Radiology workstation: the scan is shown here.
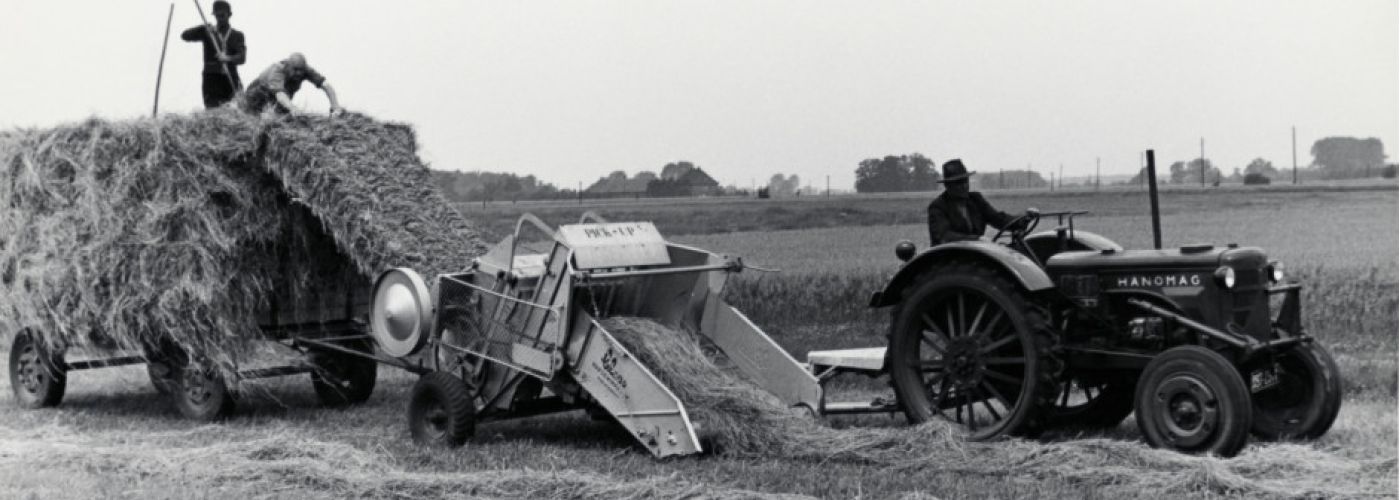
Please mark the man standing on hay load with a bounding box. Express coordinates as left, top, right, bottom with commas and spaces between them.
181, 1, 245, 109
237, 53, 345, 117
926, 159, 1031, 245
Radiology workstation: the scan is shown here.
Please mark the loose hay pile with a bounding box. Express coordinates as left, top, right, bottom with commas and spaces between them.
0, 110, 486, 372
0, 425, 803, 500
603, 317, 1397, 499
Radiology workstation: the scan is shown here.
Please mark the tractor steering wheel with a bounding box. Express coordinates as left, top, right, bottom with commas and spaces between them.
992, 208, 1041, 244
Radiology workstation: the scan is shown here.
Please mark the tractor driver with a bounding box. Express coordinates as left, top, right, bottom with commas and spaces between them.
926, 159, 1031, 246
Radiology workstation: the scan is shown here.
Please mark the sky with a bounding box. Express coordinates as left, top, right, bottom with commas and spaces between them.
1, 1, 1395, 190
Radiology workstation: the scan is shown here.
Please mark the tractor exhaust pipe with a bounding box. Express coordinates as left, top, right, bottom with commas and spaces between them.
1146, 149, 1162, 249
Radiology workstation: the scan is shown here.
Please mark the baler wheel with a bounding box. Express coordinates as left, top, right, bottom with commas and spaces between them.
8, 329, 66, 409
1249, 342, 1342, 440
310, 339, 378, 407
889, 262, 1058, 440
1134, 345, 1251, 457
408, 371, 476, 447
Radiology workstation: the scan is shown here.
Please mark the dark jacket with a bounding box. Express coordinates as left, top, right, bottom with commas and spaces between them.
927, 192, 1015, 245
181, 25, 245, 83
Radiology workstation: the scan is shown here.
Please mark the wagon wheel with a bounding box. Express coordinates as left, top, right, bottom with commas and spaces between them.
1045, 377, 1136, 430
408, 371, 477, 447
1248, 342, 1342, 440
8, 329, 66, 408
166, 347, 235, 421
309, 338, 378, 407
1134, 345, 1251, 457
889, 262, 1057, 440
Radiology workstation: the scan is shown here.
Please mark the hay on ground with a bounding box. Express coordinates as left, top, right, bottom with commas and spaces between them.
602, 316, 1397, 499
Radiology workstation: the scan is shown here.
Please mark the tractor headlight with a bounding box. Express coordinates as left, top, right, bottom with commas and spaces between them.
1267, 261, 1284, 282
1215, 266, 1237, 289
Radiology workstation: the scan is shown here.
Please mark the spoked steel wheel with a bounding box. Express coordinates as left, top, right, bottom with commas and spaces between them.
8, 330, 66, 408
890, 263, 1056, 440
1046, 377, 1136, 430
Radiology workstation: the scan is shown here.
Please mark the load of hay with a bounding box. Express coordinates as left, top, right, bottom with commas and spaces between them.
603, 317, 1396, 498
0, 109, 485, 372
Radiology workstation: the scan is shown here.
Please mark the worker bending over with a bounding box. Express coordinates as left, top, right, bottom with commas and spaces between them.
237, 53, 343, 116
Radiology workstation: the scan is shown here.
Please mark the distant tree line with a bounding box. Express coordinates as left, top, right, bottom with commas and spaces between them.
431, 171, 574, 202
854, 154, 941, 193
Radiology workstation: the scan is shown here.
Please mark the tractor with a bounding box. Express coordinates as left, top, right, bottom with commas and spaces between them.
825, 190, 1342, 458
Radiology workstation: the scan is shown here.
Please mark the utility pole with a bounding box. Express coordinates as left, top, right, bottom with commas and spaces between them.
1095, 157, 1101, 191
1200, 137, 1206, 187
1291, 126, 1298, 184
1058, 164, 1064, 190
825, 175, 830, 197
577, 181, 582, 205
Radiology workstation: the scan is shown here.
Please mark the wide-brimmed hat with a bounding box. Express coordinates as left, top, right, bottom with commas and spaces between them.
938, 159, 975, 183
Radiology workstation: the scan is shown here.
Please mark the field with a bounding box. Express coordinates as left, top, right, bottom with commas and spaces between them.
2, 185, 1396, 499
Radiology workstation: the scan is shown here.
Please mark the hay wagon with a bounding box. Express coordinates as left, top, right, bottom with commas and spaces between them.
7, 247, 414, 420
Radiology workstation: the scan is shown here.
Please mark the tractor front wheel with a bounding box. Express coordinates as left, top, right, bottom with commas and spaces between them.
889, 262, 1057, 440
1249, 342, 1342, 440
1135, 345, 1251, 457
408, 371, 476, 447
8, 329, 66, 409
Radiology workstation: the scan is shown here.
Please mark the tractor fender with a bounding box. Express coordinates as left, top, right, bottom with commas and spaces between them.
870, 241, 1053, 308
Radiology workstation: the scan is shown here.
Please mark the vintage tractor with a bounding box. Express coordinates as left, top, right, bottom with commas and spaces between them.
810, 159, 1342, 457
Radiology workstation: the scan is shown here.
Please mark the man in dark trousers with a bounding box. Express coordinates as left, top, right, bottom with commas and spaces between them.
237, 53, 344, 116
181, 1, 245, 109
927, 159, 1030, 245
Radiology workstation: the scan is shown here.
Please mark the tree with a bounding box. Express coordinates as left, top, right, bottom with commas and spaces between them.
1168, 161, 1191, 184
1244, 158, 1278, 178
854, 153, 939, 193
767, 174, 800, 197
1311, 137, 1387, 179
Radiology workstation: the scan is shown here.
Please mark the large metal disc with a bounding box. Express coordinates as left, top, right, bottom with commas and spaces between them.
370, 268, 432, 358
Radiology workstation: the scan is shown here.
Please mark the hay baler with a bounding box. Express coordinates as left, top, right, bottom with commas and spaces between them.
368, 213, 822, 457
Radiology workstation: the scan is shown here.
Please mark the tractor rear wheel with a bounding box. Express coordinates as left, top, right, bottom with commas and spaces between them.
408, 371, 476, 447
1134, 345, 1251, 457
889, 262, 1058, 440
1046, 377, 1136, 430
8, 329, 66, 409
309, 339, 378, 407
1249, 342, 1342, 440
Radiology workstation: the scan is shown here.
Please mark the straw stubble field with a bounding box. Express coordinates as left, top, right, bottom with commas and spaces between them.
1, 186, 1396, 499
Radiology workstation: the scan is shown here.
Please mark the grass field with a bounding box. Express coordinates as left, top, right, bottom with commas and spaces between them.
2, 185, 1396, 499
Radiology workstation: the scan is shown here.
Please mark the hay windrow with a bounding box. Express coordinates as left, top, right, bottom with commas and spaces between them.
0, 110, 485, 374
0, 426, 804, 500
602, 317, 1397, 499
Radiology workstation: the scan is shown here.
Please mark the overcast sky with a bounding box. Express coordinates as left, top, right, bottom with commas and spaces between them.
1, 1, 1395, 190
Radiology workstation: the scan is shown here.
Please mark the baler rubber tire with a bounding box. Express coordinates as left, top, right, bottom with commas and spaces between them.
408, 371, 476, 447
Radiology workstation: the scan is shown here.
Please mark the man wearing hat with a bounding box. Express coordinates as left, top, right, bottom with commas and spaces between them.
927, 159, 1029, 245
181, 1, 245, 109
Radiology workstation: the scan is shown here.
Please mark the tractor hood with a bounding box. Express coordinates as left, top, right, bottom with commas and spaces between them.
1046, 245, 1267, 273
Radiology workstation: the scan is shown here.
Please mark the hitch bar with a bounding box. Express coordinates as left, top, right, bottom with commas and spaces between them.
1125, 298, 1255, 349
